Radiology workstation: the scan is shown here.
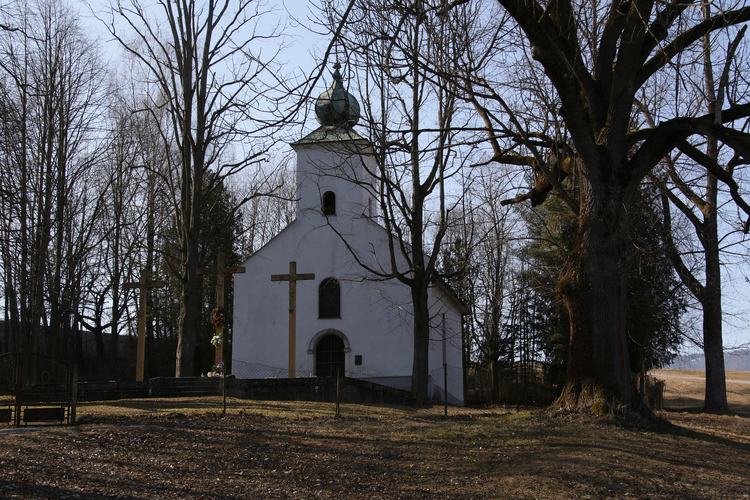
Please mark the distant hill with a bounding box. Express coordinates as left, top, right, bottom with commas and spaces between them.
666, 349, 750, 371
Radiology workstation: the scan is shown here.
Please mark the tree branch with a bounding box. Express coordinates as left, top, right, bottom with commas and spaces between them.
637, 6, 750, 88
676, 140, 750, 233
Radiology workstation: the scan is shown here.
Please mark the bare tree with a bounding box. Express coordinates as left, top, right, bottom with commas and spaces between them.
441, 0, 750, 412
322, 0, 487, 399
82, 80, 168, 378
458, 166, 522, 403
0, 0, 108, 362
103, 0, 287, 376
241, 160, 296, 256
638, 14, 750, 411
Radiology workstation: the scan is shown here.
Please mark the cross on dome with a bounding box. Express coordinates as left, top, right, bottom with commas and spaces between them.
314, 62, 360, 128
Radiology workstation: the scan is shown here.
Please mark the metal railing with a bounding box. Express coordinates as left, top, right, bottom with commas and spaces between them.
0, 352, 77, 427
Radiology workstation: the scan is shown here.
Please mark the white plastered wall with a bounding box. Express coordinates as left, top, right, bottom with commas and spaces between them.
232, 135, 465, 404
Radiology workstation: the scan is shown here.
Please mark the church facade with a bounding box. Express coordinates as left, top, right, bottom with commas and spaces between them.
232, 65, 466, 405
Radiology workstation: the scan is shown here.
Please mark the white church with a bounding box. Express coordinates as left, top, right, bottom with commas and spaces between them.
232, 64, 467, 405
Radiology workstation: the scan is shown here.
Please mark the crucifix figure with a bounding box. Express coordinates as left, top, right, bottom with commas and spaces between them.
124, 270, 165, 382
198, 252, 246, 366
271, 261, 315, 377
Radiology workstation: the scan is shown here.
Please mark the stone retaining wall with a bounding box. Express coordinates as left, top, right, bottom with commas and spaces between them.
225, 377, 417, 405
72, 377, 417, 405
76, 381, 148, 401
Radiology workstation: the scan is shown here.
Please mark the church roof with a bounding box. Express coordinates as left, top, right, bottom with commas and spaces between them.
433, 277, 471, 316
291, 124, 367, 146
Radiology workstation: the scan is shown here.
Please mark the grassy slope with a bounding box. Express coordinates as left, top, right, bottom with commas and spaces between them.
0, 397, 748, 499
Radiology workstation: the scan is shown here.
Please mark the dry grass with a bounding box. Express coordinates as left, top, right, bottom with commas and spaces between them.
653, 369, 750, 415
0, 394, 749, 500
0, 371, 749, 499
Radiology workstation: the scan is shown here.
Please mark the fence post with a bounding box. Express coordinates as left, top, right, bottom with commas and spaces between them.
335, 368, 341, 418
222, 366, 227, 416
70, 364, 78, 425
14, 353, 23, 427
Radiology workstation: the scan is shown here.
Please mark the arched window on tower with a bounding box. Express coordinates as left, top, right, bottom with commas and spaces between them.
319, 278, 341, 318
322, 191, 336, 216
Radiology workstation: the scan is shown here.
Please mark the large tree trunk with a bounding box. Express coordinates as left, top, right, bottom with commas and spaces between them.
411, 281, 431, 401
175, 23, 198, 378
555, 186, 635, 413
703, 178, 728, 411
176, 225, 200, 377
490, 293, 502, 404
491, 358, 501, 405
703, 282, 727, 411
700, 6, 728, 412
175, 131, 203, 377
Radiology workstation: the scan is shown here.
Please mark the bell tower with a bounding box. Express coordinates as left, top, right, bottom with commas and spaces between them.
292, 63, 376, 222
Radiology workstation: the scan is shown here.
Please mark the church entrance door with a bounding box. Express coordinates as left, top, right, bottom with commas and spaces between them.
315, 334, 345, 377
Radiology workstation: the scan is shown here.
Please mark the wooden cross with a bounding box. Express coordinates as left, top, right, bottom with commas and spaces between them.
124, 270, 165, 382
198, 252, 246, 365
271, 261, 315, 378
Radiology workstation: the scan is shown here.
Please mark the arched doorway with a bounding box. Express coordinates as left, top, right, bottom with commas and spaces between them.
315, 333, 345, 378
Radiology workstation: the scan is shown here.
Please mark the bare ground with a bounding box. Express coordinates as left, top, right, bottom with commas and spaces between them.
1, 392, 749, 500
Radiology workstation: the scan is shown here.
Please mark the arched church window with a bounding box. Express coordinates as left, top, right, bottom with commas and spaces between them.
322, 191, 336, 216
319, 278, 340, 318
315, 333, 345, 377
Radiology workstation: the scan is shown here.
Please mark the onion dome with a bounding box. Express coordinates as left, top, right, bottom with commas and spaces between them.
315, 62, 360, 128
